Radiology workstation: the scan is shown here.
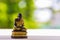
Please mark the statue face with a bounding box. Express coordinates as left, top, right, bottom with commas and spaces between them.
18, 13, 22, 19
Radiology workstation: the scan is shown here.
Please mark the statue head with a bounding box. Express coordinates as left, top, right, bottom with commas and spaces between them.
18, 13, 22, 19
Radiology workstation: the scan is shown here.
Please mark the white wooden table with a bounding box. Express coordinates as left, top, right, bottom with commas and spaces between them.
0, 29, 60, 40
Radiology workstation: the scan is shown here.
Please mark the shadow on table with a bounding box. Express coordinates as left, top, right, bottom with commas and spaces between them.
0, 36, 60, 40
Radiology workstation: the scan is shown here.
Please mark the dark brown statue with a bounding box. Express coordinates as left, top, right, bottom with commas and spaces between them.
11, 13, 27, 38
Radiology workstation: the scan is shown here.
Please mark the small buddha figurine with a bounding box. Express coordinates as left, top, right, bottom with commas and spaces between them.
14, 13, 26, 31
11, 13, 27, 38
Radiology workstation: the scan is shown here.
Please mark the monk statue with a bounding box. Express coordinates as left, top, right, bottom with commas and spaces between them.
11, 13, 27, 38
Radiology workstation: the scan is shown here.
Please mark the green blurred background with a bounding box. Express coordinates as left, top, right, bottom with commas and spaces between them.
0, 0, 38, 29
0, 0, 60, 29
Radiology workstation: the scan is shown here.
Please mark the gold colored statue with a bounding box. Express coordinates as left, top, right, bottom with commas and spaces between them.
11, 13, 27, 38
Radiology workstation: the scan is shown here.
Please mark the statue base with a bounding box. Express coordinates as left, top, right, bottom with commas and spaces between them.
11, 31, 27, 38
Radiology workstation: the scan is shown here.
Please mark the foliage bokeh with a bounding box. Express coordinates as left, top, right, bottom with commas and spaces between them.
0, 0, 38, 29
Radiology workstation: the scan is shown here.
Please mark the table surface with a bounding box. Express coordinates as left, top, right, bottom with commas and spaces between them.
0, 29, 60, 40
0, 36, 60, 40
